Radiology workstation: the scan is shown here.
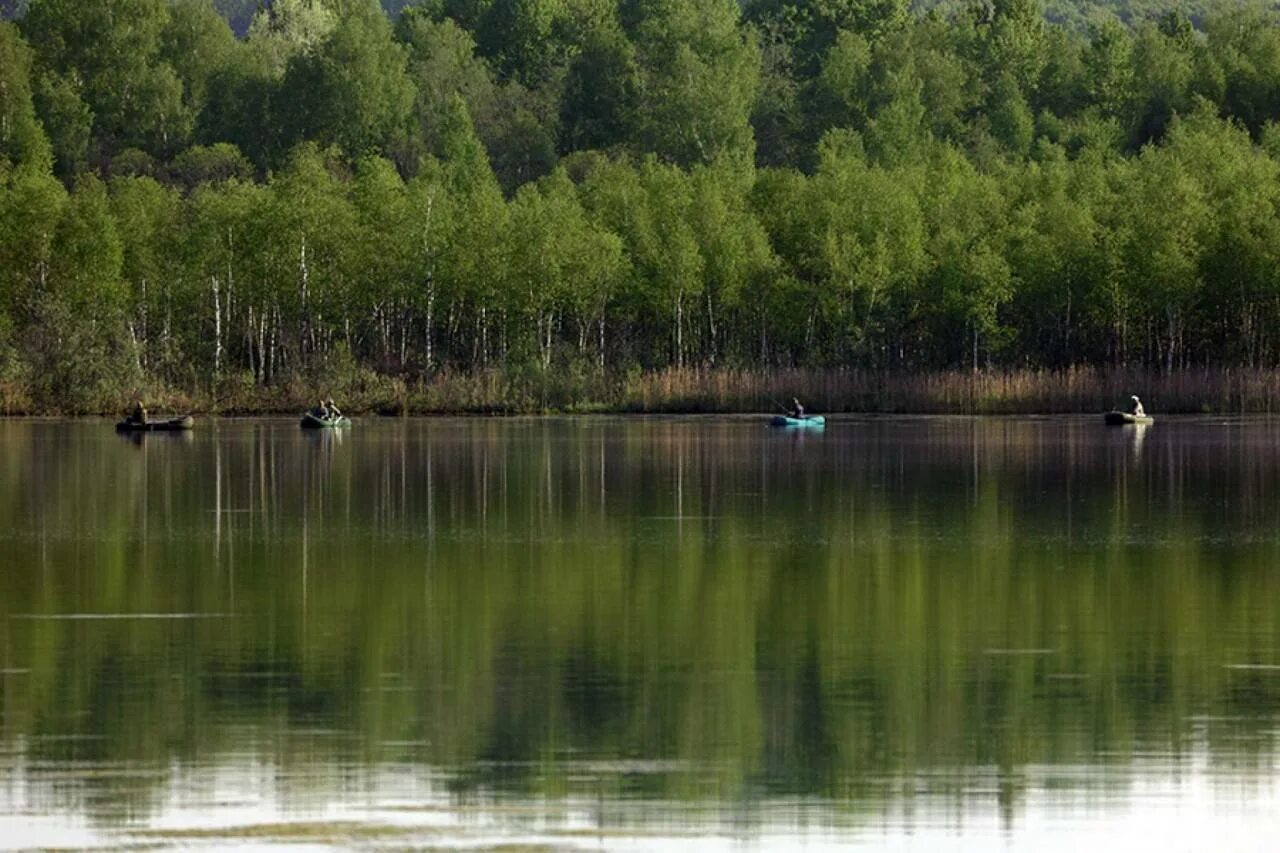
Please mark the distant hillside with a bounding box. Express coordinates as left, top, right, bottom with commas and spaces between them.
1, 1, 420, 31
209, 0, 256, 35
210, 1, 420, 35
0, 0, 1233, 31
915, 0, 1216, 28
3, 0, 1234, 33
1039, 0, 1214, 28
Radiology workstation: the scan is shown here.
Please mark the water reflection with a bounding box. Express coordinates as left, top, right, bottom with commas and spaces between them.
115, 428, 196, 448
1127, 421, 1150, 460
0, 416, 1278, 848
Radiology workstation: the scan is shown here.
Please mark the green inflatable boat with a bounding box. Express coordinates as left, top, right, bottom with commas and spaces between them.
300, 412, 350, 429
115, 415, 194, 432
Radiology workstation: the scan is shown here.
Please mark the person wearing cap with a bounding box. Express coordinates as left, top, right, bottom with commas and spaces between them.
1129, 395, 1145, 417
326, 398, 341, 419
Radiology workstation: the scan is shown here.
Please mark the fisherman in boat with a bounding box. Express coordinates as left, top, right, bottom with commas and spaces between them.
790, 397, 805, 419
1129, 395, 1145, 417
130, 398, 147, 426
326, 398, 341, 419
311, 399, 330, 420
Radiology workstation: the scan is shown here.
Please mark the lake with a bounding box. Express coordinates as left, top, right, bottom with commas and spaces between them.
0, 416, 1277, 850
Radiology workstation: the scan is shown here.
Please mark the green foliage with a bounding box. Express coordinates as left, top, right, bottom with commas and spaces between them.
48, 175, 124, 312
30, 70, 88, 174
22, 0, 192, 163
0, 163, 64, 367
22, 175, 138, 409
280, 0, 415, 156
625, 0, 760, 167
399, 14, 496, 160
162, 0, 239, 118
506, 167, 626, 366
475, 0, 574, 85
110, 175, 180, 371
397, 10, 556, 188
6, 0, 1280, 410
746, 0, 910, 69
170, 143, 254, 187
0, 22, 50, 169
559, 13, 638, 153
246, 0, 339, 74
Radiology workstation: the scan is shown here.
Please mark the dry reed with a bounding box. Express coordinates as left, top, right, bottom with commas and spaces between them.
5, 366, 1280, 416
614, 366, 1280, 415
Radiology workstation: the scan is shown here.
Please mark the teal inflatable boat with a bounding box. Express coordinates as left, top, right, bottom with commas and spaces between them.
770, 414, 826, 428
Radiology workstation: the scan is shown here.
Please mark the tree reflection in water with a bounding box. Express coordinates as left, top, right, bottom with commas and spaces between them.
0, 416, 1277, 842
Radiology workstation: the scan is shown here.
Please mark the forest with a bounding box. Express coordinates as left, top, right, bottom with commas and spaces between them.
4, 0, 1280, 413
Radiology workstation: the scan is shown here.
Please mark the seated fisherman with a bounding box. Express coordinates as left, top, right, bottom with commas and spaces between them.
326, 398, 341, 418
130, 399, 147, 425
1129, 395, 1145, 417
790, 397, 805, 418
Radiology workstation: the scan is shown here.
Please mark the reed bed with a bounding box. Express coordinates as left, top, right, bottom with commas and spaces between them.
5, 366, 1280, 416
615, 366, 1280, 415
385, 365, 1280, 415
0, 380, 33, 416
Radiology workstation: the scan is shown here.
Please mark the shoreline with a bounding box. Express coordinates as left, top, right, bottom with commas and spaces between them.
3, 412, 1273, 425
4, 366, 1280, 418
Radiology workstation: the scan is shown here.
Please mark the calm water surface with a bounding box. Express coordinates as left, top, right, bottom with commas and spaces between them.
0, 416, 1277, 850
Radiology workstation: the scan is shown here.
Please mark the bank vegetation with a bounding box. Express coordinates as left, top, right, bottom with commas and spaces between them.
4, 1, 1280, 413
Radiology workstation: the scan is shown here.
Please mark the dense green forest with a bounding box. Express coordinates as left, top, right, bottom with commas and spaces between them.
4, 0, 1280, 412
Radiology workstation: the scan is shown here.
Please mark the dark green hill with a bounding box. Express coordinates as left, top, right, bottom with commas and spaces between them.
0, 0, 1234, 31
1, 1, 421, 31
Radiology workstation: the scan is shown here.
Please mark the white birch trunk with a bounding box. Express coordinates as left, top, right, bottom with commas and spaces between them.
212, 275, 223, 375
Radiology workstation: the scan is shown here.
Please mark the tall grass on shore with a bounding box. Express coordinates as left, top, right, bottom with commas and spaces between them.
5, 366, 1280, 417
617, 366, 1280, 415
